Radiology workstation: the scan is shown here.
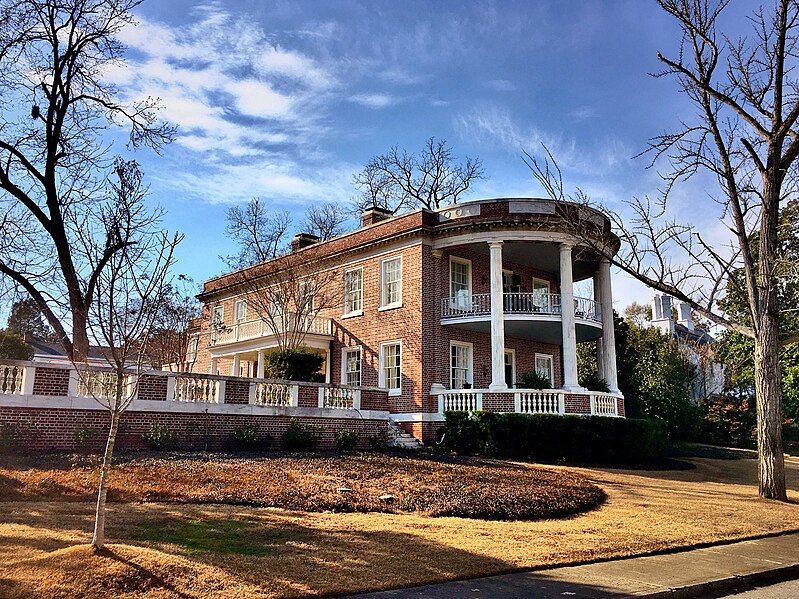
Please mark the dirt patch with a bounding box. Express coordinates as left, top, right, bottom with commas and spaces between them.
0, 452, 606, 521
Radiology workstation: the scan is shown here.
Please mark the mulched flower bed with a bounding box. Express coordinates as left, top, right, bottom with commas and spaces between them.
0, 452, 606, 520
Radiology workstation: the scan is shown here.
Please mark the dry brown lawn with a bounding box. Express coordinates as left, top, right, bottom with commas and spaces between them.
0, 453, 797, 598
0, 452, 605, 520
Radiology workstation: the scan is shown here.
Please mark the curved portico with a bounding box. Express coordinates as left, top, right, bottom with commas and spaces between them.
430, 199, 621, 396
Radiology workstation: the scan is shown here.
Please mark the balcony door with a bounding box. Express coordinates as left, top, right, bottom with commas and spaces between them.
504, 349, 516, 388
449, 257, 472, 310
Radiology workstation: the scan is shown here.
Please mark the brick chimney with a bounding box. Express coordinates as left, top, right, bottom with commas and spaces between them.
291, 232, 320, 252
361, 206, 393, 227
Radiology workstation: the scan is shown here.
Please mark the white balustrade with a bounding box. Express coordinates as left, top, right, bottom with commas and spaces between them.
213, 314, 333, 345
0, 363, 25, 395
441, 293, 599, 322
437, 390, 483, 412
173, 376, 220, 403
590, 393, 619, 417
515, 390, 564, 414
253, 382, 295, 407
75, 370, 124, 400
319, 386, 360, 410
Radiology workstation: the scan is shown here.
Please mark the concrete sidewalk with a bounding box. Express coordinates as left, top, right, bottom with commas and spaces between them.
348, 532, 799, 598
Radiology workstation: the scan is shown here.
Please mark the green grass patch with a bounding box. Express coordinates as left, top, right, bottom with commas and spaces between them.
133, 517, 297, 556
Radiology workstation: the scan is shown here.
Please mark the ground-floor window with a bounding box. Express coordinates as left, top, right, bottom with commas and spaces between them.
342, 347, 362, 386
450, 341, 473, 389
379, 341, 402, 395
535, 353, 554, 387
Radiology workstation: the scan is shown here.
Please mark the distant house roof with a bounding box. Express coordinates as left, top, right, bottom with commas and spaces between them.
29, 339, 113, 364
674, 322, 715, 345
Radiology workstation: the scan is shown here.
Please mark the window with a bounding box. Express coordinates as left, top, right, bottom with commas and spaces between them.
234, 299, 247, 322
299, 280, 315, 313
342, 347, 362, 386
450, 342, 473, 389
532, 278, 551, 310
187, 336, 199, 362
212, 305, 224, 327
379, 341, 402, 395
535, 353, 554, 387
449, 257, 472, 309
343, 268, 363, 316
380, 256, 402, 308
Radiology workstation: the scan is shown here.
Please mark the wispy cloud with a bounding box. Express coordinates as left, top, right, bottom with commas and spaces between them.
349, 93, 398, 108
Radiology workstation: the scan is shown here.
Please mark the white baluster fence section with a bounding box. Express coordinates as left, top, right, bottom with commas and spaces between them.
590, 393, 619, 417
172, 375, 221, 403
252, 382, 297, 407
437, 390, 483, 413
318, 385, 361, 410
75, 370, 126, 401
0, 363, 26, 395
514, 390, 565, 414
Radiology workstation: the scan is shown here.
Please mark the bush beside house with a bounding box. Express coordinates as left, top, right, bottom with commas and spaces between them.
442, 411, 668, 466
261, 347, 325, 382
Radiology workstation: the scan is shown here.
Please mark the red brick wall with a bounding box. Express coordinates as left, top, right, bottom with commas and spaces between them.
297, 386, 317, 407
617, 397, 625, 417
481, 392, 515, 412
399, 421, 444, 444
137, 374, 167, 401
565, 394, 591, 414
0, 407, 388, 452
224, 379, 250, 404
32, 367, 70, 396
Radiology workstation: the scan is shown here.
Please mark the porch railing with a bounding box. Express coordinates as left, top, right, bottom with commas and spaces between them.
438, 389, 483, 412
212, 314, 333, 345
515, 390, 564, 414
434, 387, 620, 417
0, 363, 26, 395
590, 393, 619, 417
441, 293, 600, 322
319, 386, 361, 410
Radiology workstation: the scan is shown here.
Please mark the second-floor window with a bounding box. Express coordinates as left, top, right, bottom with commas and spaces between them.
187, 336, 199, 361
343, 347, 362, 386
343, 268, 363, 316
234, 299, 247, 322
212, 305, 224, 327
381, 256, 402, 308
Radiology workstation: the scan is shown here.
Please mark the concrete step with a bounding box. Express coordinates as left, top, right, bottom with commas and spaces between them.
386, 420, 424, 450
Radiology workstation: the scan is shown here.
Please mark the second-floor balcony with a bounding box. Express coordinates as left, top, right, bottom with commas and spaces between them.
212, 314, 333, 346
441, 292, 602, 343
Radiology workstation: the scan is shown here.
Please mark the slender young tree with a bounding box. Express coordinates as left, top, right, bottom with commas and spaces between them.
526, 0, 799, 500
0, 0, 173, 361
75, 160, 180, 550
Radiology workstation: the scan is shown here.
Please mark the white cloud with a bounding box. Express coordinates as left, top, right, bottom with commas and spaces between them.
349, 93, 397, 108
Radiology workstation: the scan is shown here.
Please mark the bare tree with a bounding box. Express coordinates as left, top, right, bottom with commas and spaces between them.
352, 137, 485, 213
524, 0, 799, 500
146, 274, 203, 372
74, 160, 180, 549
303, 201, 348, 240
0, 0, 173, 362
223, 198, 290, 268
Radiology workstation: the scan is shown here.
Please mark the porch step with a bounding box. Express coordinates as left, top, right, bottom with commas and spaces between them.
386, 419, 424, 450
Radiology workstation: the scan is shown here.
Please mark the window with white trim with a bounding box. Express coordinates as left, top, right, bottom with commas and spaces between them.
379, 341, 402, 394
187, 336, 199, 362
343, 268, 363, 316
532, 278, 551, 309
299, 280, 315, 313
212, 305, 224, 327
380, 256, 402, 308
535, 353, 554, 387
342, 347, 362, 387
234, 299, 247, 322
449, 257, 472, 310
450, 342, 473, 389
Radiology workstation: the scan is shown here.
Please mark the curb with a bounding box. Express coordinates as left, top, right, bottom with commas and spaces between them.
643, 563, 799, 598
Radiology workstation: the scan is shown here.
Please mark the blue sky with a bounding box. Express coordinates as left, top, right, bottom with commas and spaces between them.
106, 0, 748, 308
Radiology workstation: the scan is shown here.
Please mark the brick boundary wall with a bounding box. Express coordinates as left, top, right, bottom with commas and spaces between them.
617, 397, 626, 417
399, 421, 443, 445
0, 407, 388, 453
224, 379, 250, 405
32, 367, 70, 396
482, 393, 515, 413
137, 374, 168, 402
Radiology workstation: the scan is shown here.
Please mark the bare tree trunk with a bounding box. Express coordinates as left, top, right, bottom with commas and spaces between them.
72, 308, 90, 363
754, 311, 787, 500
92, 409, 121, 550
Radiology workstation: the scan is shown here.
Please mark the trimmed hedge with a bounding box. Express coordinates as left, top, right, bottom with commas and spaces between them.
443, 411, 668, 466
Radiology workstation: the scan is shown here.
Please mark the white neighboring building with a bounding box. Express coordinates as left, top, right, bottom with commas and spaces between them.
649, 294, 726, 403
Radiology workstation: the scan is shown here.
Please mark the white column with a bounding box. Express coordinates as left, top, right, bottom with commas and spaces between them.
256, 350, 265, 378
488, 241, 507, 391
593, 274, 605, 381
598, 258, 620, 393
560, 244, 581, 391
231, 354, 240, 377
209, 357, 218, 375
